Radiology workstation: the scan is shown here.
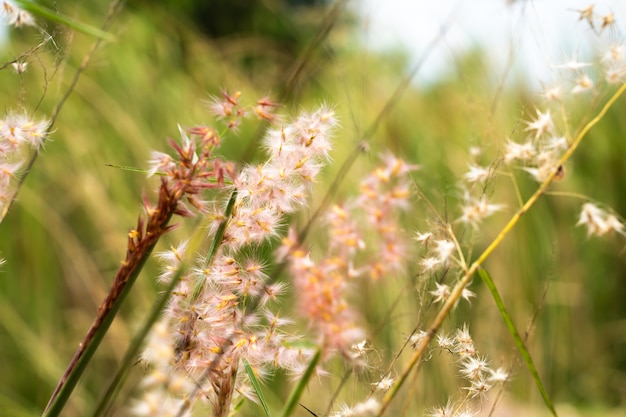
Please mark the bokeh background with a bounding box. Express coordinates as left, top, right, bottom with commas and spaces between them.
1, 1, 626, 416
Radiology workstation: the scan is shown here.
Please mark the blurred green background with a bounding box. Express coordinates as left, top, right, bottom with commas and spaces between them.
1, 1, 625, 416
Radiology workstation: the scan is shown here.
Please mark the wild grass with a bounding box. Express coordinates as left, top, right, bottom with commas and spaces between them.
1, 1, 626, 417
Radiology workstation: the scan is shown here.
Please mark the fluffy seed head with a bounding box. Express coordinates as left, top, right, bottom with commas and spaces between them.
459, 196, 504, 227
577, 203, 625, 237
525, 109, 554, 140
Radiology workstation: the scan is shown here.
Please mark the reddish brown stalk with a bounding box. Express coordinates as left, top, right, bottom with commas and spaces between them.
43, 177, 183, 413
44, 132, 230, 413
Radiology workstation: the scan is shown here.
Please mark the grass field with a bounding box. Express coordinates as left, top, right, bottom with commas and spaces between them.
1, 2, 625, 416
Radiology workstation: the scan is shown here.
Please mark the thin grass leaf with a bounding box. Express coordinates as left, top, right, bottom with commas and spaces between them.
279, 349, 321, 417
191, 190, 238, 301
43, 240, 158, 417
477, 268, 558, 417
231, 397, 245, 413
243, 358, 273, 417
91, 266, 186, 417
104, 165, 230, 185
104, 164, 160, 175
13, 0, 115, 41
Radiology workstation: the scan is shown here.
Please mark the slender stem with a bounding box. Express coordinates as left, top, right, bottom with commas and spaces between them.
191, 190, 238, 301
43, 179, 180, 417
91, 266, 185, 417
377, 81, 626, 416
279, 349, 322, 417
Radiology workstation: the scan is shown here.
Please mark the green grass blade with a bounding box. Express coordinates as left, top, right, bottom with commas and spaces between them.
43, 227, 168, 417
279, 349, 321, 417
91, 266, 186, 417
243, 358, 273, 417
13, 0, 115, 41
191, 190, 238, 301
105, 164, 158, 175
477, 268, 558, 417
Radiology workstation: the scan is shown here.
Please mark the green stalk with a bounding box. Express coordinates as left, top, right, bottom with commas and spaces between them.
13, 0, 115, 41
478, 268, 556, 416
243, 358, 273, 417
43, 226, 169, 417
191, 190, 238, 301
205, 190, 238, 266
91, 267, 185, 417
279, 349, 321, 417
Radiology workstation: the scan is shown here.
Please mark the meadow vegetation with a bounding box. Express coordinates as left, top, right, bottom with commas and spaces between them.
1, 1, 626, 416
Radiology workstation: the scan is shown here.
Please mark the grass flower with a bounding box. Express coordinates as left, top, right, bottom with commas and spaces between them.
0, 112, 50, 219
426, 324, 507, 411
436, 333, 455, 350
325, 203, 366, 255
254, 96, 281, 122
604, 66, 626, 84
287, 246, 366, 355
503, 139, 536, 163
577, 5, 594, 28
1, 1, 36, 28
551, 54, 592, 70
135, 105, 344, 416
0, 112, 50, 149
465, 378, 492, 399
572, 73, 594, 93
603, 44, 625, 63
351, 398, 381, 417
427, 400, 455, 417
600, 12, 615, 31
459, 356, 490, 381
415, 231, 433, 244
208, 90, 246, 130
371, 375, 394, 392
602, 44, 626, 83
525, 109, 554, 140
420, 256, 441, 271
463, 164, 490, 183
488, 367, 509, 383
577, 202, 625, 237
331, 399, 381, 417
430, 282, 451, 303
434, 239, 455, 264
0, 161, 22, 187
458, 196, 504, 227
11, 60, 27, 73
461, 287, 476, 303
544, 136, 568, 151
543, 84, 562, 101
357, 154, 415, 279
453, 325, 476, 357
409, 330, 429, 349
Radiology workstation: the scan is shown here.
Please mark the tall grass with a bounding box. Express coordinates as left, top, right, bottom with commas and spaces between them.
1, 1, 626, 416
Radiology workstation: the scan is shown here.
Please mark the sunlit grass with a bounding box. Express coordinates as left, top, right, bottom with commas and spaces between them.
1, 2, 626, 416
